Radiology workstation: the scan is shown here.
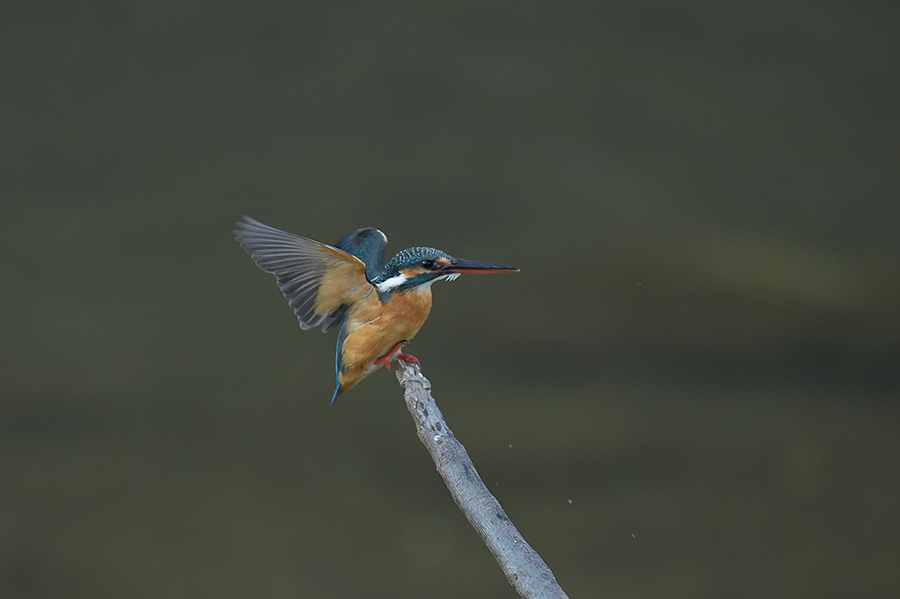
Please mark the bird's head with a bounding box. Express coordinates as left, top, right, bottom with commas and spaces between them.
375, 246, 519, 294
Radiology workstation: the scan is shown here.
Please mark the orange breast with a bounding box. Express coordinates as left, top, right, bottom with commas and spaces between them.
337, 288, 433, 393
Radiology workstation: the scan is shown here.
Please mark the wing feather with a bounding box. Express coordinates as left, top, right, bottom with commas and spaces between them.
235, 216, 376, 332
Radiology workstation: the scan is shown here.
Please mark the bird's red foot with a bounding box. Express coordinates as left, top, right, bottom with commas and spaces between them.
394, 352, 421, 368
374, 341, 420, 372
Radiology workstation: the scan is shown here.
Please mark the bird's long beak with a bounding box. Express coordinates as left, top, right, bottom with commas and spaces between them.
440, 258, 520, 274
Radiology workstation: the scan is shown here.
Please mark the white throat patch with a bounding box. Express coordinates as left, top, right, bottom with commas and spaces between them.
417, 273, 460, 290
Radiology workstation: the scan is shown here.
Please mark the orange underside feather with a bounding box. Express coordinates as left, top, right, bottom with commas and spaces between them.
337, 287, 433, 394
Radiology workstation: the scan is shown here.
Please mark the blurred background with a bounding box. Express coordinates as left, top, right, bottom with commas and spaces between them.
2, 2, 899, 598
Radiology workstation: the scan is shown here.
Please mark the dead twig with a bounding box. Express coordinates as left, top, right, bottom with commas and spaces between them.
392, 360, 569, 599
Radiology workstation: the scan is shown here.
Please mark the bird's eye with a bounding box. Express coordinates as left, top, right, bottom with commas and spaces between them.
420, 259, 435, 269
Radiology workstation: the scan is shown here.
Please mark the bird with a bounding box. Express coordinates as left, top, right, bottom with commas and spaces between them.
234, 216, 519, 404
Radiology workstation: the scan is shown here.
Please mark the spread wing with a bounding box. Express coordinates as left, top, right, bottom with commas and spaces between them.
235, 216, 377, 333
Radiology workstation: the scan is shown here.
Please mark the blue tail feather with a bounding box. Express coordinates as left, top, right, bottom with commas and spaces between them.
331, 319, 349, 406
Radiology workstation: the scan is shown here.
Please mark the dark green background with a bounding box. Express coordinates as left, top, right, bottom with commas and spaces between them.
3, 2, 898, 597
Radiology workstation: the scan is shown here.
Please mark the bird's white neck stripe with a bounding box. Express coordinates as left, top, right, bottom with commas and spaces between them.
376, 272, 460, 293
377, 273, 410, 293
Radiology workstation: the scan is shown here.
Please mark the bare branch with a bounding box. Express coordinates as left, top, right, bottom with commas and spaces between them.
393, 360, 570, 599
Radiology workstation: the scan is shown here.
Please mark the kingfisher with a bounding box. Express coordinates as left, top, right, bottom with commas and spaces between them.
234, 216, 519, 404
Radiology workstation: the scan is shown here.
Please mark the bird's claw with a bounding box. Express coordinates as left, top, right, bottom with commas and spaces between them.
395, 352, 421, 369
374, 342, 420, 372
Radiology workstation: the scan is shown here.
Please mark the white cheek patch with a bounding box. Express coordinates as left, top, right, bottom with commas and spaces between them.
377, 273, 410, 293
378, 271, 460, 293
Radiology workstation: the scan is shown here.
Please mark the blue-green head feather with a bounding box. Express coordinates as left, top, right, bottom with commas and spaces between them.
374, 247, 519, 294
